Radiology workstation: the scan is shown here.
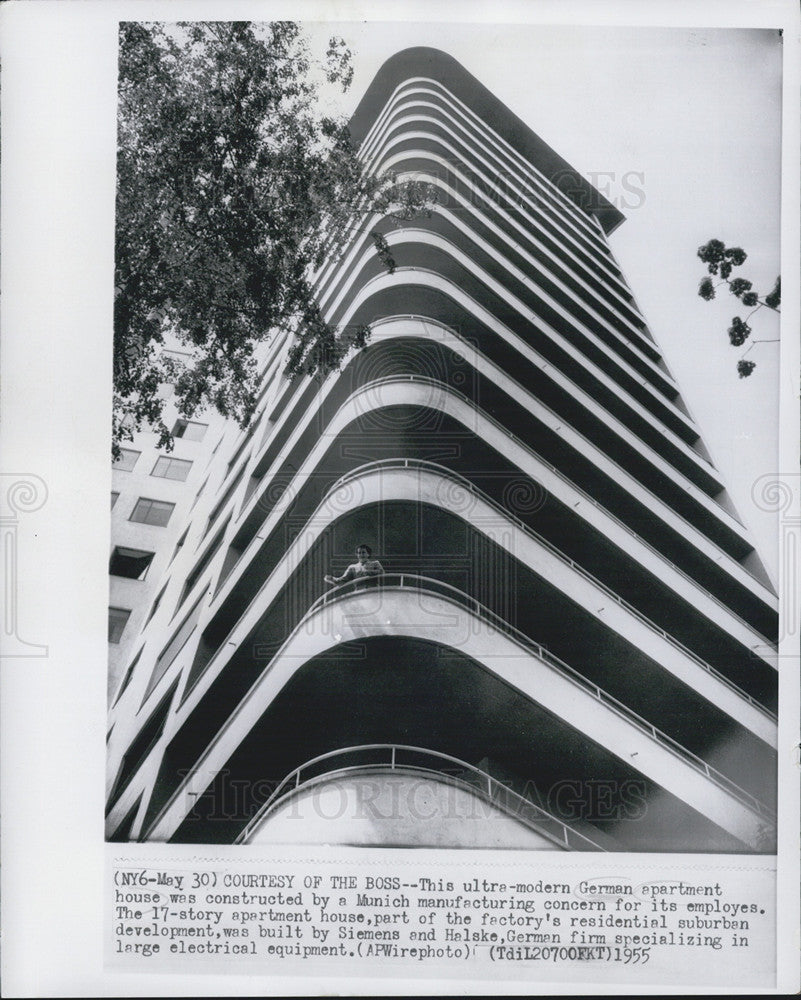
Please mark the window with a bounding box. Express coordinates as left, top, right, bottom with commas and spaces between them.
206, 464, 247, 534
108, 795, 142, 842
190, 476, 209, 511
146, 582, 168, 625
143, 596, 205, 702
108, 607, 131, 644
111, 491, 120, 509
151, 456, 192, 481
177, 517, 230, 612
108, 683, 177, 808
169, 526, 189, 566
113, 647, 142, 704
109, 546, 155, 581
172, 419, 208, 442
113, 448, 140, 472
129, 497, 175, 527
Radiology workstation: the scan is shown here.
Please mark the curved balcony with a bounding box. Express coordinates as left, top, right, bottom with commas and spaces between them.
319, 126, 650, 356
322, 180, 675, 400
358, 120, 656, 356
198, 451, 777, 739
308, 574, 774, 825
235, 744, 607, 851
318, 226, 723, 502
361, 76, 618, 243
247, 366, 775, 650
145, 575, 774, 849
133, 461, 775, 845
202, 387, 775, 739
366, 311, 712, 488
328, 279, 763, 572
281, 262, 697, 453
254, 316, 774, 614
355, 67, 626, 260
329, 459, 776, 726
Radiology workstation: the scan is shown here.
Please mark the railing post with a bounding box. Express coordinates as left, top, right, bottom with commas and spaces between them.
391, 746, 396, 770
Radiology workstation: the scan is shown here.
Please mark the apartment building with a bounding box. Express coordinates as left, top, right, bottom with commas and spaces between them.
106, 47, 778, 852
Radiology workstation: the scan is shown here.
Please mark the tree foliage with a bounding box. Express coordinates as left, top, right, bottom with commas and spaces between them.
114, 21, 435, 457
696, 239, 780, 377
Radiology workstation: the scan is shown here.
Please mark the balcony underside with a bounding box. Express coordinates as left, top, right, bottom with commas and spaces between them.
348, 48, 625, 235
264, 307, 773, 603
323, 183, 666, 391
161, 631, 767, 852
186, 494, 775, 776
233, 393, 778, 681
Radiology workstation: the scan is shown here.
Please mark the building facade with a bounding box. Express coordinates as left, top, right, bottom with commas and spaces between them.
106, 47, 778, 852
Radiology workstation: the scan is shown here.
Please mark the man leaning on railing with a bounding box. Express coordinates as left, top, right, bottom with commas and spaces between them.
324, 544, 385, 587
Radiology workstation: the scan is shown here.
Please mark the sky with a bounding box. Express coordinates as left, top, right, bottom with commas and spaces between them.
301, 22, 784, 580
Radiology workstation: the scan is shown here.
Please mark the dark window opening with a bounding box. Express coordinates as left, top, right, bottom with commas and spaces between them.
177, 517, 231, 613
109, 546, 155, 581
143, 596, 205, 704
108, 607, 131, 644
107, 683, 178, 810
113, 647, 142, 704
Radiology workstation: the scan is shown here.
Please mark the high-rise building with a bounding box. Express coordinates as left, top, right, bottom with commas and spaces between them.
106, 47, 778, 852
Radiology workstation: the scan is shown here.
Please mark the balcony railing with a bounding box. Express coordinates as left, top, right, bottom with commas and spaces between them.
235, 743, 607, 851
362, 83, 630, 290
365, 313, 707, 470
307, 573, 775, 824
328, 457, 776, 721
334, 371, 775, 645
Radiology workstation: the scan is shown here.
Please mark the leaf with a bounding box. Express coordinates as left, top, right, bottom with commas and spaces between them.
723, 246, 747, 266
728, 277, 753, 298
697, 238, 725, 264
698, 277, 716, 301
764, 276, 781, 310
727, 316, 751, 347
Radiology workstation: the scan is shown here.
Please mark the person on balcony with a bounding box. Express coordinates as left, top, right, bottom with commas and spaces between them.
324, 544, 384, 586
